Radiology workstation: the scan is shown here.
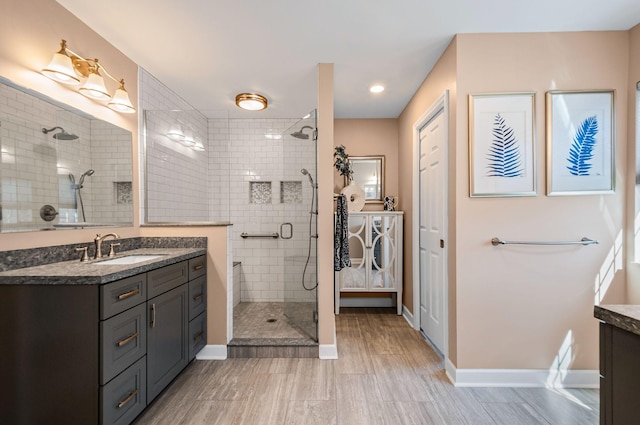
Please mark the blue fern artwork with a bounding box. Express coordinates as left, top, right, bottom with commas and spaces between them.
486, 114, 523, 178
566, 115, 598, 176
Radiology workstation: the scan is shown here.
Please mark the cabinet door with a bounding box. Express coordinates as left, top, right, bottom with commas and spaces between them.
147, 285, 188, 402
101, 303, 147, 385
188, 275, 207, 321
188, 312, 207, 361
369, 215, 398, 290
101, 356, 146, 425
338, 214, 367, 290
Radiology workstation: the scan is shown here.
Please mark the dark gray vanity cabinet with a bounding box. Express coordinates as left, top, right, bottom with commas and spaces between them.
0, 254, 207, 425
187, 256, 207, 361
0, 284, 100, 425
599, 322, 640, 424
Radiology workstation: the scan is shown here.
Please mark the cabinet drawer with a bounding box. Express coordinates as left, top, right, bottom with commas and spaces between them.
189, 312, 207, 361
101, 274, 147, 320
101, 356, 146, 425
188, 275, 207, 321
188, 255, 207, 280
147, 260, 188, 298
101, 303, 147, 385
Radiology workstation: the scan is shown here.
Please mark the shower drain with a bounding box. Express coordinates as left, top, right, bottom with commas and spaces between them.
266, 318, 277, 323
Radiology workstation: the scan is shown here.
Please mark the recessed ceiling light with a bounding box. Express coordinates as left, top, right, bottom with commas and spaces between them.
370, 85, 385, 94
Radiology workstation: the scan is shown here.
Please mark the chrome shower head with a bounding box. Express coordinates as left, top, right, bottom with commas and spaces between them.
42, 126, 79, 141
291, 126, 314, 140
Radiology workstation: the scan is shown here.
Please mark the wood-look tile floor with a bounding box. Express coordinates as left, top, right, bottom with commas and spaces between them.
134, 308, 599, 425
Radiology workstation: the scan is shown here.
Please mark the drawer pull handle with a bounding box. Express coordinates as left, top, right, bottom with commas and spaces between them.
193, 264, 204, 271
193, 293, 203, 301
194, 331, 204, 341
117, 389, 139, 409
116, 332, 139, 348
117, 288, 140, 300
150, 304, 156, 328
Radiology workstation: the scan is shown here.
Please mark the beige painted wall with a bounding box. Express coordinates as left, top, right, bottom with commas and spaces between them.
334, 119, 399, 211
627, 24, 640, 302
318, 64, 337, 346
0, 0, 140, 250
397, 38, 459, 362
399, 31, 630, 371
455, 32, 628, 370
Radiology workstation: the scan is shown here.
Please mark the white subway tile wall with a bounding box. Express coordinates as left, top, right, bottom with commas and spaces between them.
0, 82, 132, 232
216, 118, 317, 302
140, 68, 316, 302
139, 69, 215, 222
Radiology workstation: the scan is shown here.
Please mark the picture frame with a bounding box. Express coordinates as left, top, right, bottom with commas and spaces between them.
546, 90, 614, 196
469, 92, 536, 197
348, 155, 385, 203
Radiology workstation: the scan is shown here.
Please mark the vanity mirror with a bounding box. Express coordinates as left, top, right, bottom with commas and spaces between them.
0, 77, 133, 233
348, 155, 385, 202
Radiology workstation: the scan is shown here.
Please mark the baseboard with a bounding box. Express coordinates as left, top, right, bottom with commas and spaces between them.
319, 328, 338, 360
195, 344, 227, 360
339, 297, 394, 308
402, 304, 414, 328
445, 358, 599, 388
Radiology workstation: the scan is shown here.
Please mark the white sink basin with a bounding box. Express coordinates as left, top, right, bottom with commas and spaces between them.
95, 255, 165, 265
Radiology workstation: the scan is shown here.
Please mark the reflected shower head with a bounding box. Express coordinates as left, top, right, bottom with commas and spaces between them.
42, 126, 79, 141
301, 168, 315, 187
291, 126, 314, 140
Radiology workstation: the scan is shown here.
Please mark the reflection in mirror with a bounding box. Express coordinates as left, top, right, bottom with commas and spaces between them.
349, 156, 385, 202
0, 77, 133, 233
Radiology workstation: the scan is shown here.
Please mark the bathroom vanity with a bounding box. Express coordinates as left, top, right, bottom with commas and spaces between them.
0, 247, 207, 425
594, 305, 640, 424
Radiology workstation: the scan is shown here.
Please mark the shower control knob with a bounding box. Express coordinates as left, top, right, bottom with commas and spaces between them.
39, 204, 59, 222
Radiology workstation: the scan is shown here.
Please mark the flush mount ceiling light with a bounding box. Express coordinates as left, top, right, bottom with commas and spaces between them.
42, 39, 135, 114
235, 93, 268, 111
370, 85, 385, 94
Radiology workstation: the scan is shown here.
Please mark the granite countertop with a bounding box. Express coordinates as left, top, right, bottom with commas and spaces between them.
0, 248, 206, 286
595, 305, 640, 337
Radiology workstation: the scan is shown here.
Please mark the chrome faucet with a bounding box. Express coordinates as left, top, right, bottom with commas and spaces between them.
94, 233, 120, 259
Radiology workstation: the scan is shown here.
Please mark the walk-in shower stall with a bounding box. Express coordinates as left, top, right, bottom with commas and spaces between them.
144, 107, 318, 343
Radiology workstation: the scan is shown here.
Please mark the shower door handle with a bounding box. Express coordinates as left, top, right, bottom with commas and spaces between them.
280, 223, 293, 239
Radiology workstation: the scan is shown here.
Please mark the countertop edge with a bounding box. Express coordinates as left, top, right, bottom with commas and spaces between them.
595, 304, 640, 337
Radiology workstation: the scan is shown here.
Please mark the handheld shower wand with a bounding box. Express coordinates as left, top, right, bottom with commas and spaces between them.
300, 168, 316, 188
300, 168, 318, 291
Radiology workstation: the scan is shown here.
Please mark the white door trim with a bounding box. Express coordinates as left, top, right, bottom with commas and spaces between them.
412, 90, 449, 359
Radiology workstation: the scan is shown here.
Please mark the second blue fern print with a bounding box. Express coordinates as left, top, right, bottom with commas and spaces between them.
486, 114, 523, 178
566, 115, 598, 176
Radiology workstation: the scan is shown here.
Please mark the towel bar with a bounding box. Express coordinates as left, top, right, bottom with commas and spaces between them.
240, 232, 279, 239
491, 237, 598, 247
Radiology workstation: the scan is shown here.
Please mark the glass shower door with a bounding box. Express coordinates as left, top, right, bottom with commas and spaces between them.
282, 110, 318, 341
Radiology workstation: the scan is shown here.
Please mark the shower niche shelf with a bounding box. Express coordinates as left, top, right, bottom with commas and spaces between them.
249, 181, 272, 204
280, 181, 302, 204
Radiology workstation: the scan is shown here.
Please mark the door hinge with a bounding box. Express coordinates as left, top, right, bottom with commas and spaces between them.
440, 239, 445, 248
313, 310, 319, 323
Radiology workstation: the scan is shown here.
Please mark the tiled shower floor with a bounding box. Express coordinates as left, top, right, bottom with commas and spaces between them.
232, 302, 313, 340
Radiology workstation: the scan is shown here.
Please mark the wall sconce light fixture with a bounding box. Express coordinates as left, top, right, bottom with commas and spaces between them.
42, 39, 135, 114
235, 93, 268, 111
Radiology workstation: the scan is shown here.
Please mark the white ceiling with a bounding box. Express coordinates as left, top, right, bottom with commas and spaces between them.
57, 0, 640, 119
